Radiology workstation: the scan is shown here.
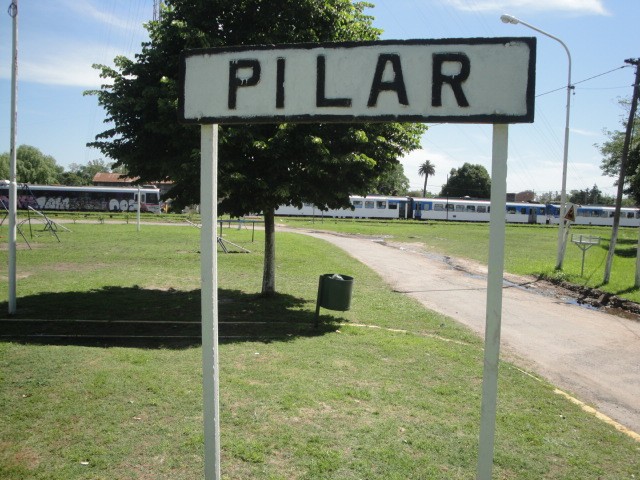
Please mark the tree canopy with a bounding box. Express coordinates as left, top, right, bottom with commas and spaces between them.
598, 100, 640, 204
370, 163, 410, 196
87, 0, 426, 294
568, 184, 615, 205
87, 0, 425, 211
60, 159, 115, 186
439, 163, 491, 198
0, 145, 63, 184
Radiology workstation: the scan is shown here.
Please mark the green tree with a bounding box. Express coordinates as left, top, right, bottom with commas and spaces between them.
598, 100, 640, 204
439, 163, 491, 198
87, 0, 425, 295
418, 159, 435, 197
371, 163, 410, 195
0, 145, 63, 184
60, 159, 115, 186
535, 191, 560, 204
568, 184, 616, 205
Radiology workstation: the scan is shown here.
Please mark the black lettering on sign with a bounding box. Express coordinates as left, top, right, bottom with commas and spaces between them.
367, 54, 409, 107
228, 59, 261, 109
276, 58, 285, 109
316, 55, 352, 108
432, 53, 470, 107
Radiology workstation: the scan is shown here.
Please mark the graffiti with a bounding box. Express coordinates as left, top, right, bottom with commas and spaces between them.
0, 187, 160, 214
33, 195, 145, 212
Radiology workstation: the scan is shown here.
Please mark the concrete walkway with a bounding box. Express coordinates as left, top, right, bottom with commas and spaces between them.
288, 228, 640, 437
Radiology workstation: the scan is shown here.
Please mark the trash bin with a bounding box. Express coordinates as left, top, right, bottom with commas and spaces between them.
315, 274, 354, 327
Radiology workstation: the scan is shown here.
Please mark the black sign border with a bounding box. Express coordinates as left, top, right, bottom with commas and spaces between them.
179, 37, 536, 125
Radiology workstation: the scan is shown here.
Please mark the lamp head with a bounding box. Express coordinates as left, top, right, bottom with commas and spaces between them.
500, 14, 519, 25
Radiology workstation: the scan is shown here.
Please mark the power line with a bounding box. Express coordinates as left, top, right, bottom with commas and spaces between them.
536, 65, 630, 97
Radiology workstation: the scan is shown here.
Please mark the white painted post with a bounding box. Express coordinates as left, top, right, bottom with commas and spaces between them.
200, 124, 221, 479
136, 185, 141, 232
8, 0, 18, 315
476, 124, 508, 480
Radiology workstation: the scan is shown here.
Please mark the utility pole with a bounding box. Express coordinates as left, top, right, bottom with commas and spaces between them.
603, 58, 640, 284
153, 1, 163, 22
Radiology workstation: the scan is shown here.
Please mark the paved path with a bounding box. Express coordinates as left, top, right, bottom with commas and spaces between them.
288, 228, 640, 436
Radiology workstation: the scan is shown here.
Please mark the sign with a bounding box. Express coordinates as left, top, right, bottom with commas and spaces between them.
180, 38, 535, 125
564, 203, 576, 222
183, 37, 538, 480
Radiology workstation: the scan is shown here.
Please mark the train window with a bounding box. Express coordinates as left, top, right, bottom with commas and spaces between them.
466, 205, 476, 212
388, 202, 398, 210
627, 212, 634, 219
376, 201, 386, 209
352, 201, 363, 208
365, 201, 374, 209
446, 204, 454, 211
506, 207, 516, 214
455, 205, 464, 212
476, 206, 486, 213
433, 204, 444, 211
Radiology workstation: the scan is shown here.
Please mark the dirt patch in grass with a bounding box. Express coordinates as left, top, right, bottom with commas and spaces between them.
0, 442, 41, 471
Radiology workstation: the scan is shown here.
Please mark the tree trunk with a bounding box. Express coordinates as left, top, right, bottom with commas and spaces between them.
422, 175, 428, 197
261, 207, 276, 296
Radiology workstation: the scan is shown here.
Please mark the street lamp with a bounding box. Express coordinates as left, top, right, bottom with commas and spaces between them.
501, 13, 572, 269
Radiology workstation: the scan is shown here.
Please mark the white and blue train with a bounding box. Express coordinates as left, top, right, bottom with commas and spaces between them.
276, 195, 640, 227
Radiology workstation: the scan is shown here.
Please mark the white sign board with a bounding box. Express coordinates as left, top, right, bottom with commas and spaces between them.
183, 38, 537, 480
180, 38, 535, 125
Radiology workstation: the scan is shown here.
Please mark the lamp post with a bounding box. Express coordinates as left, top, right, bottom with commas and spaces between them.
501, 13, 572, 270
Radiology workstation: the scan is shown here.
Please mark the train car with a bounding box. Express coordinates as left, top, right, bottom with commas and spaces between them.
412, 197, 548, 224
348, 195, 410, 219
546, 203, 640, 227
275, 195, 410, 219
276, 195, 640, 227
0, 182, 162, 214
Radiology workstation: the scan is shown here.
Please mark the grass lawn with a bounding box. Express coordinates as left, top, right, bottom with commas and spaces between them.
0, 220, 639, 479
277, 217, 640, 303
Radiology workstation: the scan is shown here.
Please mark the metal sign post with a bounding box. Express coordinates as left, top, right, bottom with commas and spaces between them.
181, 38, 535, 480
571, 234, 601, 276
136, 186, 141, 232
200, 124, 221, 479
476, 124, 508, 479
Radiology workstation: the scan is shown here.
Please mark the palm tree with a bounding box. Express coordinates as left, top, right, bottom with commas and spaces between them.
418, 160, 435, 197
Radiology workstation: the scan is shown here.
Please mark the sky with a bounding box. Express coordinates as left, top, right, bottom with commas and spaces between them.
0, 0, 638, 199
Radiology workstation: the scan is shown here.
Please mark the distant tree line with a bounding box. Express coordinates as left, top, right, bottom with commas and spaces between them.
0, 145, 121, 186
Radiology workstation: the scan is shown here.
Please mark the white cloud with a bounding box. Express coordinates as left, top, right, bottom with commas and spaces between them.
570, 128, 600, 137
445, 0, 609, 15
14, 41, 124, 88
21, 58, 102, 88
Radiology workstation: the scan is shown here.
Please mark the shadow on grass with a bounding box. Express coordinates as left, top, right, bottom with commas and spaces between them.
598, 242, 638, 258
0, 286, 341, 349
613, 285, 640, 296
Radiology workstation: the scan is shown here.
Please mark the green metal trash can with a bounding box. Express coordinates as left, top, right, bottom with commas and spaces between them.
315, 274, 354, 326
